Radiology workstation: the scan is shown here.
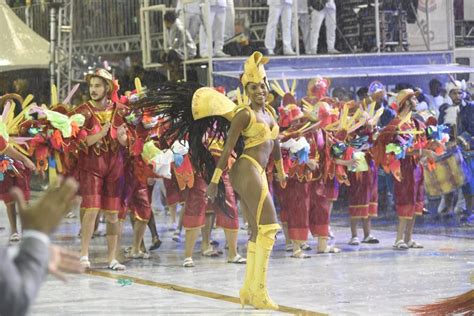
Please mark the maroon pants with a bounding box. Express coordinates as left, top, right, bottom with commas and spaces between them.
164, 174, 184, 206
183, 173, 239, 230
347, 158, 378, 218
119, 168, 152, 221
278, 178, 310, 241
325, 177, 340, 201
308, 180, 331, 237
78, 149, 124, 212
394, 158, 424, 218
0, 169, 31, 204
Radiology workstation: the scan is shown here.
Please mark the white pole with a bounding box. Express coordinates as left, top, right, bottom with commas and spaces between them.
292, 0, 299, 56
144, 0, 152, 65
162, 8, 170, 80
182, 5, 188, 81
425, 0, 431, 51
49, 3, 57, 99
204, 0, 213, 86
447, 0, 455, 51
375, 0, 380, 53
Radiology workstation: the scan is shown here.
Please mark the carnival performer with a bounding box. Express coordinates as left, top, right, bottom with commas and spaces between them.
301, 76, 330, 106
373, 89, 436, 250
301, 99, 357, 252
0, 94, 36, 242
344, 101, 383, 246
300, 76, 340, 239
131, 52, 285, 310
439, 80, 474, 223
182, 136, 245, 267
70, 69, 128, 270
206, 52, 284, 309
364, 81, 396, 213
118, 114, 159, 259
272, 80, 313, 257
407, 83, 474, 316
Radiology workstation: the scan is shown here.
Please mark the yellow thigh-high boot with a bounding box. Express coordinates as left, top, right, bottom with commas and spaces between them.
251, 223, 280, 310
239, 241, 256, 308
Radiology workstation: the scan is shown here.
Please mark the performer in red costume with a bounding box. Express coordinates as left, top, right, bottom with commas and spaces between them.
273, 84, 312, 258
346, 106, 380, 246
301, 76, 330, 106
0, 94, 36, 242
182, 137, 245, 267
71, 69, 128, 270
303, 100, 345, 253
118, 123, 156, 259
374, 89, 436, 250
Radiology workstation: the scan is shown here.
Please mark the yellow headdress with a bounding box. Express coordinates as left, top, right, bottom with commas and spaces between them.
241, 51, 269, 87
192, 87, 236, 121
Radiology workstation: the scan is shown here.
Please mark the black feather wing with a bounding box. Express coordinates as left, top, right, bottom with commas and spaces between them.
131, 81, 243, 218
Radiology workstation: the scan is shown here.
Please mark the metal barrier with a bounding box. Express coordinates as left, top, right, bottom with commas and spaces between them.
11, 3, 50, 40
10, 0, 459, 57
11, 0, 174, 41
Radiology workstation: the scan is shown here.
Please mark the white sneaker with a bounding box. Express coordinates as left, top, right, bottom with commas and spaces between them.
328, 49, 341, 54
283, 50, 296, 56
267, 50, 275, 56
214, 50, 230, 58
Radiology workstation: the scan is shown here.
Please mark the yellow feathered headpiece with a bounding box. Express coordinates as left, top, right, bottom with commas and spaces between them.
241, 51, 269, 87
192, 87, 236, 121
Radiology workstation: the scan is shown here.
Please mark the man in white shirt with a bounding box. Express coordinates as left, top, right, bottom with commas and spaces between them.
176, 0, 202, 42
425, 78, 448, 118
224, 0, 235, 41
309, 0, 339, 54
199, 0, 229, 57
265, 0, 295, 56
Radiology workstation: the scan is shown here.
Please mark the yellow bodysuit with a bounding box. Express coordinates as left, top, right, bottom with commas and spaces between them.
237, 104, 279, 149
236, 104, 279, 223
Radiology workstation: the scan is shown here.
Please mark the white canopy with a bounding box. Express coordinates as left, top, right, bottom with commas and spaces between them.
0, 0, 50, 72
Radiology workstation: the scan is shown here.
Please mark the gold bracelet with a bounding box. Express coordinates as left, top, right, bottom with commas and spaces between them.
211, 168, 223, 184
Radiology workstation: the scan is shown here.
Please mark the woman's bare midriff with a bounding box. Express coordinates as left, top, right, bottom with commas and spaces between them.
229, 140, 274, 191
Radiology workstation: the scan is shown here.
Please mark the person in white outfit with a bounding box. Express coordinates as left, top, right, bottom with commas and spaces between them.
224, 0, 235, 41
293, 0, 311, 54
309, 0, 339, 54
265, 0, 295, 56
199, 0, 229, 57
176, 0, 202, 43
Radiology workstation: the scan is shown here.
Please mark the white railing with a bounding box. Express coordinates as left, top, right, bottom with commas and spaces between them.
10, 0, 458, 55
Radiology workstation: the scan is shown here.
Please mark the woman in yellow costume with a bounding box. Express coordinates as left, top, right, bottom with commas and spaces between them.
206, 52, 285, 310
131, 52, 285, 310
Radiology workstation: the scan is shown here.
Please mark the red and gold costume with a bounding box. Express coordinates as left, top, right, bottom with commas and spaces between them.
307, 129, 336, 238
183, 139, 239, 230
0, 96, 34, 204
380, 118, 426, 218
373, 91, 428, 219
71, 100, 128, 213
119, 121, 155, 222
346, 125, 378, 219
